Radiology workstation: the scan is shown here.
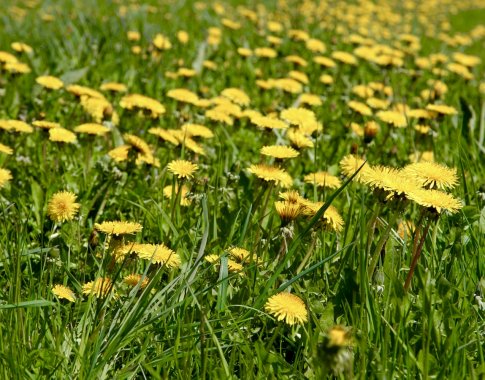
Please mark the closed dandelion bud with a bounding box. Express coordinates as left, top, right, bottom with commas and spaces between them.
364, 121, 379, 143
89, 230, 99, 249
350, 142, 359, 154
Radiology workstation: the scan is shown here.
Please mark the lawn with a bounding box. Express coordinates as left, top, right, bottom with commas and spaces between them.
0, 0, 484, 378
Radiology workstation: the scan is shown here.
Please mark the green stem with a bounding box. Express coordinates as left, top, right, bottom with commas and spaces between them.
404, 219, 432, 292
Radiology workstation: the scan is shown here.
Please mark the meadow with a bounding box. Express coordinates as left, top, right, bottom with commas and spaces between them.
0, 0, 484, 378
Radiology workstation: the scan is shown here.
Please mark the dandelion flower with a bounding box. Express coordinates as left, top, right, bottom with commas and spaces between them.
148, 128, 180, 145
407, 189, 462, 214
49, 128, 77, 143
287, 128, 314, 148
425, 104, 457, 115
248, 164, 293, 187
36, 75, 63, 90
251, 115, 288, 130
265, 292, 308, 325
120, 94, 165, 118
304, 172, 342, 189
47, 191, 80, 222
303, 202, 344, 232
134, 243, 181, 268
181, 123, 214, 138
124, 134, 151, 156
124, 274, 149, 288
167, 160, 198, 179
221, 88, 250, 106
0, 120, 33, 133
0, 168, 12, 188
67, 84, 105, 99
108, 145, 130, 162
167, 88, 199, 104
275, 201, 303, 222
163, 184, 192, 206
339, 155, 371, 182
327, 326, 352, 348
376, 110, 407, 128
348, 101, 372, 116
74, 123, 110, 136
403, 162, 458, 190
52, 285, 76, 302
261, 145, 299, 159
0, 143, 13, 155
95, 221, 143, 235
82, 277, 113, 297
100, 82, 127, 92
11, 42, 33, 53
32, 120, 61, 129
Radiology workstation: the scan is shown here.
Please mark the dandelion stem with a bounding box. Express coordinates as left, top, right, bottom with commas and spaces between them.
404, 219, 432, 292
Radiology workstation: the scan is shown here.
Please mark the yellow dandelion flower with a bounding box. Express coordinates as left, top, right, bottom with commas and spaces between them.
319, 74, 334, 85
127, 31, 141, 41
95, 221, 143, 235
181, 123, 214, 139
273, 78, 303, 94
251, 115, 288, 130
153, 33, 172, 50
0, 120, 33, 133
407, 189, 462, 214
74, 123, 110, 136
167, 160, 198, 179
348, 100, 372, 116
260, 145, 299, 159
108, 145, 130, 162
167, 88, 199, 104
4, 62, 31, 74
124, 274, 149, 289
51, 285, 76, 302
82, 277, 113, 298
237, 47, 253, 57
0, 51, 18, 63
0, 168, 13, 189
66, 84, 105, 99
134, 243, 181, 268
11, 41, 32, 53
425, 104, 457, 116
285, 55, 308, 67
32, 120, 61, 129
177, 30, 189, 44
339, 154, 371, 182
79, 96, 113, 123
303, 202, 345, 232
100, 82, 127, 92
36, 75, 63, 90
304, 172, 342, 189
248, 164, 293, 187
275, 201, 303, 222
286, 128, 314, 149
331, 51, 358, 65
452, 52, 481, 67
49, 128, 77, 143
265, 292, 308, 325
148, 128, 180, 146
0, 143, 13, 155
220, 88, 250, 106
362, 166, 422, 199
313, 56, 337, 68
409, 151, 434, 163
204, 254, 220, 264
327, 326, 352, 348
254, 47, 277, 58
120, 94, 166, 118
288, 70, 309, 84
47, 191, 80, 222
205, 109, 234, 125
299, 93, 322, 106
376, 110, 407, 128
306, 38, 326, 53
124, 134, 151, 155
402, 162, 458, 190
227, 247, 259, 264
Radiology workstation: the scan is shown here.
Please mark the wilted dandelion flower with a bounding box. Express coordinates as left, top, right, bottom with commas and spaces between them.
248, 164, 293, 187
95, 221, 143, 235
403, 162, 458, 189
47, 191, 80, 222
407, 189, 462, 213
49, 128, 77, 143
265, 292, 308, 325
167, 160, 198, 179
0, 168, 13, 188
51, 285, 76, 302
304, 172, 342, 189
82, 277, 113, 297
261, 145, 299, 159
74, 123, 110, 136
36, 75, 63, 90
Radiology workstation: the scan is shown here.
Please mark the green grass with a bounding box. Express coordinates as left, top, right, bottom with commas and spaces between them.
0, 0, 484, 379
